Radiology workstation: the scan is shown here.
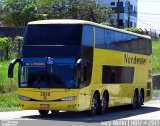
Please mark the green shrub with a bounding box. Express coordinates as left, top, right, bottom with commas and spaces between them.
0, 36, 23, 60
14, 36, 23, 58
15, 36, 23, 42
100, 22, 109, 26
0, 37, 11, 60
152, 40, 160, 74
123, 28, 141, 34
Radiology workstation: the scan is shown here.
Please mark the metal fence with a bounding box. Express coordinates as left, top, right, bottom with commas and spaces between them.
150, 29, 160, 39
0, 27, 25, 38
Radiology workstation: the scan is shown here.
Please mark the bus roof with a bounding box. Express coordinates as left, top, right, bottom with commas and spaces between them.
28, 19, 151, 39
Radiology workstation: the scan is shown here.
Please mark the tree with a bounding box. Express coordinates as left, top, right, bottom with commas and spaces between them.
37, 0, 114, 23
1, 0, 44, 27
0, 0, 114, 26
14, 36, 23, 57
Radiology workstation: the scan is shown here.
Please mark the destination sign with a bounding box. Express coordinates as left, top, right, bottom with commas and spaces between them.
24, 62, 46, 66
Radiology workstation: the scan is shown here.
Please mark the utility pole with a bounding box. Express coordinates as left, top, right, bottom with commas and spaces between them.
128, 1, 131, 28
117, 0, 120, 28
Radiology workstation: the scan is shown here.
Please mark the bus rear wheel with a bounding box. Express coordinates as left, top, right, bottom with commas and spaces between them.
140, 91, 144, 105
39, 110, 49, 116
88, 93, 98, 116
100, 92, 108, 114
137, 91, 144, 109
132, 91, 138, 109
132, 91, 141, 109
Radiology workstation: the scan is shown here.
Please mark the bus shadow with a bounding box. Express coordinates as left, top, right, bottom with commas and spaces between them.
21, 105, 160, 123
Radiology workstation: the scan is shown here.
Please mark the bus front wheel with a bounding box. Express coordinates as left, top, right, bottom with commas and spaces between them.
88, 93, 98, 116
51, 110, 59, 114
38, 110, 49, 116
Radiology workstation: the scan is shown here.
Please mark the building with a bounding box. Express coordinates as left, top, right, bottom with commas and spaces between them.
97, 0, 138, 28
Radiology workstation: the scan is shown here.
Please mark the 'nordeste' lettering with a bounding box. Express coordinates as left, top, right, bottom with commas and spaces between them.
124, 54, 147, 65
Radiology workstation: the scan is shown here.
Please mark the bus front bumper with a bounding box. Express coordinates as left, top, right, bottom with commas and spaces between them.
19, 100, 81, 111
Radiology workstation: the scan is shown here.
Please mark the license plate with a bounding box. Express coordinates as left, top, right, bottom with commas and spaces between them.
40, 104, 50, 108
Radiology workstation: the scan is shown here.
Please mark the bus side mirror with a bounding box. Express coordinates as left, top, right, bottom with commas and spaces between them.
74, 59, 82, 87
75, 59, 82, 70
8, 58, 21, 78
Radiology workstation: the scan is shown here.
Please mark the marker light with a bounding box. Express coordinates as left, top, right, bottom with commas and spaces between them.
61, 96, 77, 101
19, 96, 31, 101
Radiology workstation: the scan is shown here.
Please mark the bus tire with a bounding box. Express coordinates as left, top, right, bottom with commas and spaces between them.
140, 90, 144, 105
100, 92, 108, 114
132, 91, 138, 109
137, 96, 141, 109
51, 110, 59, 114
137, 91, 144, 109
38, 110, 49, 116
88, 93, 98, 116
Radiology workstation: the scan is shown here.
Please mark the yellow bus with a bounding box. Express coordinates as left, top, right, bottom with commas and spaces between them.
8, 20, 152, 116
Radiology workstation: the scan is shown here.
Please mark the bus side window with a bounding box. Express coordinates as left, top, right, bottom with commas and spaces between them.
110, 72, 116, 83
138, 38, 146, 54
107, 30, 115, 50
102, 66, 134, 84
82, 25, 93, 47
81, 61, 92, 87
146, 39, 152, 55
95, 27, 105, 49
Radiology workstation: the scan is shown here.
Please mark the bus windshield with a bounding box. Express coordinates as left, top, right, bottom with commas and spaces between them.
23, 24, 82, 46
19, 58, 78, 88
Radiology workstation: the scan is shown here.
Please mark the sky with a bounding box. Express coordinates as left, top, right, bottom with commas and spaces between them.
137, 0, 160, 31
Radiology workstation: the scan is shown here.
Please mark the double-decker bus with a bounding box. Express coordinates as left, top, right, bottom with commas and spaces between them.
8, 20, 152, 116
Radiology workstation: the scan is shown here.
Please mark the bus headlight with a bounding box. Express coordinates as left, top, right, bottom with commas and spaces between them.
61, 96, 77, 101
19, 96, 31, 101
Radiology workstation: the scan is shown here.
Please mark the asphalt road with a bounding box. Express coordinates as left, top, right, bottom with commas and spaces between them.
0, 100, 160, 126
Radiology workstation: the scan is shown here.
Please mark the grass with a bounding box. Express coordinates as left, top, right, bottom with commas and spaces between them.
0, 60, 19, 111
152, 39, 160, 74
0, 92, 19, 111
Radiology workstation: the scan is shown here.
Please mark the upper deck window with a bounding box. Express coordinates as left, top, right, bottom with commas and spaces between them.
23, 24, 82, 46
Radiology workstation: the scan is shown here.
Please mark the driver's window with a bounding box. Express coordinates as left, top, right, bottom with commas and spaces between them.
81, 62, 87, 84
80, 61, 92, 88
19, 66, 27, 87
75, 59, 92, 88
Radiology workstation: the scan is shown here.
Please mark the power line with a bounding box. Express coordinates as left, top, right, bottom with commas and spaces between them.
136, 17, 160, 30
127, 13, 160, 30
138, 12, 160, 15
128, 13, 159, 30
139, 0, 160, 2
146, 20, 160, 22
